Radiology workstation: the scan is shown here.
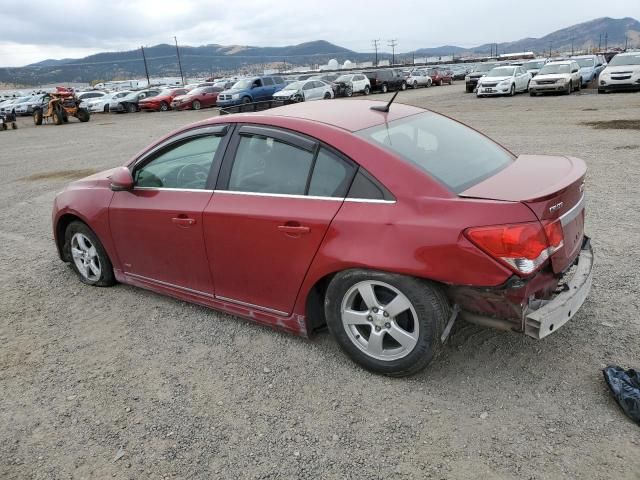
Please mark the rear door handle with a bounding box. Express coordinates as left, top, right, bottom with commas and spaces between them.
277, 225, 310, 235
172, 216, 196, 227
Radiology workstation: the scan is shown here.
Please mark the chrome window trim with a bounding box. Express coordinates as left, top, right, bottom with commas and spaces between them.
215, 295, 289, 317
213, 190, 396, 204
560, 194, 585, 226
133, 187, 214, 193
344, 198, 396, 204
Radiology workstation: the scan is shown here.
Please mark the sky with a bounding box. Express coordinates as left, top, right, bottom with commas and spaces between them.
0, 0, 638, 67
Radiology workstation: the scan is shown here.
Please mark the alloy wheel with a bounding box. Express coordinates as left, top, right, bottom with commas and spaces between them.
70, 233, 101, 282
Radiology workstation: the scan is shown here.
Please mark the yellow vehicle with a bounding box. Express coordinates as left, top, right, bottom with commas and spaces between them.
33, 90, 90, 126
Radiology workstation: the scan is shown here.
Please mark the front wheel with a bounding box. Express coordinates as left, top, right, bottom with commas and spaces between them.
400, 81, 407, 91
566, 81, 572, 94
381, 83, 388, 94
325, 269, 450, 376
64, 221, 116, 287
76, 108, 90, 122
323, 92, 332, 99
413, 81, 418, 89
345, 87, 353, 97
33, 109, 43, 125
159, 102, 169, 111
127, 103, 137, 113
192, 100, 201, 110
363, 85, 370, 95
509, 84, 515, 96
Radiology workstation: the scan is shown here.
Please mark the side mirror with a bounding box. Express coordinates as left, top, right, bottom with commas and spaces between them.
110, 166, 134, 191
596, 63, 602, 67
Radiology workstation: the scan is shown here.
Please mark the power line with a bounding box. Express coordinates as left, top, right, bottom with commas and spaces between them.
388, 39, 398, 65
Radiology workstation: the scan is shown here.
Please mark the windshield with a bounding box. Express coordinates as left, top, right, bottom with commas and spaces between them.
525, 61, 545, 70
539, 64, 570, 75
232, 79, 252, 90
487, 67, 515, 77
474, 63, 497, 73
575, 58, 595, 68
188, 87, 206, 95
357, 112, 513, 193
335, 75, 353, 83
609, 54, 640, 66
283, 81, 302, 90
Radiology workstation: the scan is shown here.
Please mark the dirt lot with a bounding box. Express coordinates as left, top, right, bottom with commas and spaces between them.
1, 85, 639, 480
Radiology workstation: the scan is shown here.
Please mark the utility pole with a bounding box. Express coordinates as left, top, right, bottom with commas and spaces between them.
372, 39, 380, 66
388, 39, 398, 65
549, 41, 552, 58
598, 33, 602, 51
140, 46, 150, 87
571, 37, 574, 56
174, 36, 185, 86
604, 32, 608, 52
625, 36, 628, 51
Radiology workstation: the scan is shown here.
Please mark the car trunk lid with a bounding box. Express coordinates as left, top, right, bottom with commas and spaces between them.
460, 155, 586, 273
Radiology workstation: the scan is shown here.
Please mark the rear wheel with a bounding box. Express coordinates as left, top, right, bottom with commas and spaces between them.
323, 92, 332, 99
127, 103, 137, 113
345, 86, 353, 97
509, 84, 515, 96
76, 108, 90, 122
192, 100, 201, 110
33, 109, 43, 125
566, 81, 572, 94
413, 81, 418, 89
363, 85, 370, 95
159, 101, 169, 112
325, 269, 450, 376
64, 221, 115, 287
400, 81, 407, 91
242, 96, 252, 104
52, 108, 63, 125
530, 91, 537, 96
381, 83, 388, 93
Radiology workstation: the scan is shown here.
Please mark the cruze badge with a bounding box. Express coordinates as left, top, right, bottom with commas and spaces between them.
549, 202, 564, 213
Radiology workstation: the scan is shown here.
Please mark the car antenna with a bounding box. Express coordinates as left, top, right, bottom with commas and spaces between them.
370, 91, 399, 112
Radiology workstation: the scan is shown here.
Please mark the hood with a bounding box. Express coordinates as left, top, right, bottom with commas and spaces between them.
534, 73, 570, 81
274, 89, 298, 96
65, 167, 119, 191
601, 65, 640, 74
479, 76, 511, 83
221, 89, 243, 95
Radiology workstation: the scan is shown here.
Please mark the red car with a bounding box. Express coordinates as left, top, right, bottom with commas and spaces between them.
139, 88, 188, 112
52, 99, 593, 376
171, 86, 223, 111
428, 69, 453, 86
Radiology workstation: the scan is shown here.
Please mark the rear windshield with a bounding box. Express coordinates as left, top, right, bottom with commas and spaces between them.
357, 112, 514, 193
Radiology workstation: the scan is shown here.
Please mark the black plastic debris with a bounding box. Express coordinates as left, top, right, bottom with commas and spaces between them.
603, 365, 640, 425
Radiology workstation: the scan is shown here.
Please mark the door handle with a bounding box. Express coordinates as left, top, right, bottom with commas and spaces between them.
278, 225, 310, 235
172, 216, 196, 227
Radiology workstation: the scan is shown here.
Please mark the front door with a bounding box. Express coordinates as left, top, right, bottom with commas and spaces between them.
109, 127, 228, 295
204, 125, 356, 315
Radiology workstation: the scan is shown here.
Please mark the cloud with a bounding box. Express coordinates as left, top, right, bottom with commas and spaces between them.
0, 0, 638, 66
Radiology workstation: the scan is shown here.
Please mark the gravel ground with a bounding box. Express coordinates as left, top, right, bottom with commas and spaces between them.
1, 85, 639, 480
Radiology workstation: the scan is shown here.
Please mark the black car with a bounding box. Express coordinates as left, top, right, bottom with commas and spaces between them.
465, 63, 499, 93
111, 89, 160, 113
365, 69, 407, 93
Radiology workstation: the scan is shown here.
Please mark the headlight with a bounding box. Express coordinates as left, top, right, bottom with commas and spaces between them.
465, 75, 470, 81
498, 80, 510, 86
231, 94, 240, 100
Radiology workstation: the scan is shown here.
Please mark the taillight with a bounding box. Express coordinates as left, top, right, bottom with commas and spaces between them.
465, 220, 564, 275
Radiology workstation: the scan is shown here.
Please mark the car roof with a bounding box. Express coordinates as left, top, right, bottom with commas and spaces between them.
255, 99, 424, 132
546, 60, 573, 65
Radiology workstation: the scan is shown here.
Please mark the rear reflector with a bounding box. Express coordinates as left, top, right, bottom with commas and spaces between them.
465, 220, 564, 275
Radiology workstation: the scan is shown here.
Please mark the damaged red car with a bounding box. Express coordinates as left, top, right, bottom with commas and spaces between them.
139, 87, 188, 112
52, 99, 593, 376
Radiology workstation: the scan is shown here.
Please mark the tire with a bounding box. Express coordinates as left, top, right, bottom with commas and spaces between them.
159, 102, 169, 112
363, 85, 370, 95
1, 123, 6, 131
509, 84, 515, 96
413, 81, 418, 89
126, 103, 137, 113
576, 81, 581, 92
192, 100, 201, 110
436, 80, 442, 86
323, 92, 331, 99
400, 81, 407, 91
33, 109, 43, 125
598, 88, 607, 94
525, 80, 530, 92
242, 96, 252, 104
64, 221, 116, 287
53, 109, 63, 125
293, 94, 304, 102
325, 269, 450, 376
11, 122, 17, 130
381, 83, 388, 94
345, 87, 353, 97
103, 105, 109, 113
76, 108, 90, 122
530, 91, 537, 96
566, 82, 572, 95
465, 85, 473, 93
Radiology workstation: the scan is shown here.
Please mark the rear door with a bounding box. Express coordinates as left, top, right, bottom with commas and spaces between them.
203, 125, 357, 315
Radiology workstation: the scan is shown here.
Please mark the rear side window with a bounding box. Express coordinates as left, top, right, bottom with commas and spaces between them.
273, 76, 284, 84
308, 148, 356, 198
263, 77, 274, 86
357, 112, 514, 194
229, 135, 314, 195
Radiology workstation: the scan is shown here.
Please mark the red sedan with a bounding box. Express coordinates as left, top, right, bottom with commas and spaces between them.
428, 69, 453, 86
171, 86, 222, 110
52, 99, 593, 376
139, 88, 188, 112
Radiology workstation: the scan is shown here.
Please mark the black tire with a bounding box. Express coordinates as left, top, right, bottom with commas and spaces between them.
345, 87, 353, 97
509, 84, 515, 96
566, 82, 572, 95
465, 85, 473, 93
325, 269, 450, 376
11, 122, 17, 130
64, 221, 116, 287
33, 109, 43, 125
323, 92, 331, 99
53, 109, 63, 125
103, 104, 109, 113
363, 85, 370, 95
1, 123, 6, 131
159, 101, 169, 112
293, 94, 304, 102
381, 83, 388, 94
76, 108, 90, 122
530, 91, 537, 96
192, 100, 201, 110
598, 88, 607, 94
400, 81, 407, 91
412, 81, 418, 89
127, 103, 137, 113
242, 96, 252, 104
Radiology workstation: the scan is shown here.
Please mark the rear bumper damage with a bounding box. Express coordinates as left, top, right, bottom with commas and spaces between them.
450, 236, 594, 339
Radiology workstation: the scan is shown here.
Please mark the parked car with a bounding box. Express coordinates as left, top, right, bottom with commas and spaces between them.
77, 91, 107, 104
529, 61, 582, 96
52, 99, 592, 376
465, 63, 499, 92
365, 69, 407, 93
407, 70, 433, 88
476, 66, 532, 97
523, 59, 548, 77
450, 66, 469, 80
598, 52, 640, 94
86, 91, 132, 113
428, 69, 453, 86
10, 95, 45, 116
311, 73, 340, 84
571, 55, 604, 87
111, 90, 160, 113
139, 88, 188, 112
171, 86, 224, 110
216, 76, 286, 107
331, 74, 371, 97
272, 79, 334, 102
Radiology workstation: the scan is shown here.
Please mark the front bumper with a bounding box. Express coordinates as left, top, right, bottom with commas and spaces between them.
599, 80, 640, 92
529, 83, 569, 93
477, 85, 511, 96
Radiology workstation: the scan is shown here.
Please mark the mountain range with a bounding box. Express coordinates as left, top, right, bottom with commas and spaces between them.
1, 17, 638, 86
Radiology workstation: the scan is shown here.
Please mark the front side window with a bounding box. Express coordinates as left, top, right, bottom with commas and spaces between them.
228, 135, 314, 195
263, 77, 274, 86
135, 135, 222, 189
357, 112, 514, 194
